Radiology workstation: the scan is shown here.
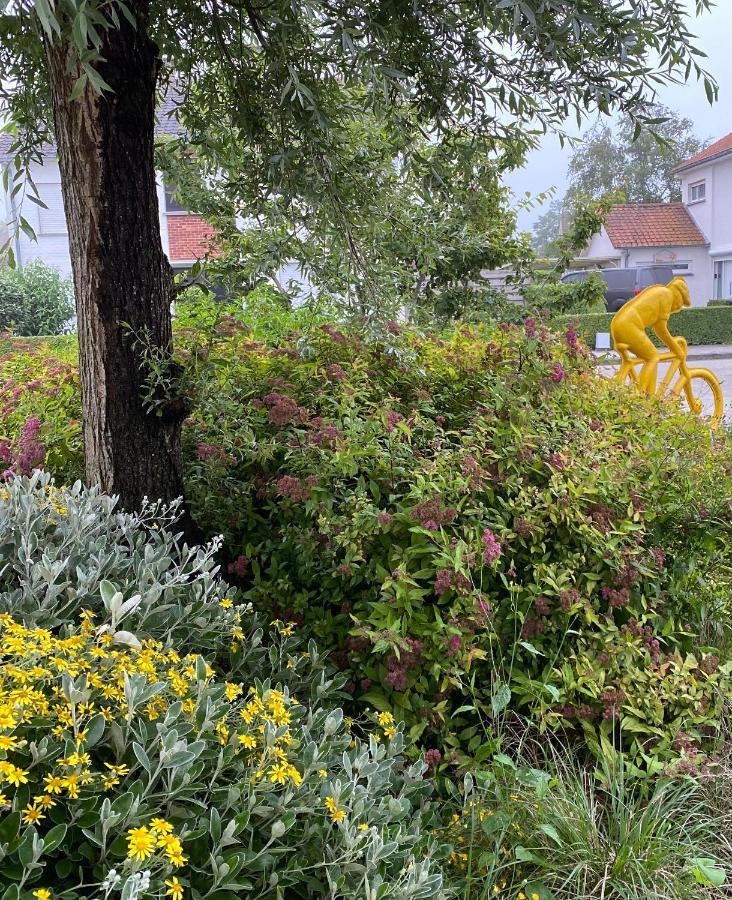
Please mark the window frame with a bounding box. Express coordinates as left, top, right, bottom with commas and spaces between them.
688, 180, 706, 204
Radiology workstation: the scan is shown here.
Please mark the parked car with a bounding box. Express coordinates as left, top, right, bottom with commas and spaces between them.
561, 265, 675, 312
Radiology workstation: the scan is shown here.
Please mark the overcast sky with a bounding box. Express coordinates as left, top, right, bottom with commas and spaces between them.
505, 2, 732, 232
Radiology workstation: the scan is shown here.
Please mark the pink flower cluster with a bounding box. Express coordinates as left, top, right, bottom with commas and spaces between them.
276, 474, 318, 502
1, 415, 45, 478
326, 363, 347, 382
262, 392, 309, 428
227, 555, 250, 578
412, 497, 457, 531
550, 362, 567, 383
195, 442, 232, 463
385, 410, 404, 432
482, 528, 501, 565
386, 638, 424, 692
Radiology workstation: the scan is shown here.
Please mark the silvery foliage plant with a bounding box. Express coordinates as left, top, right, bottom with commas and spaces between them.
0, 471, 228, 640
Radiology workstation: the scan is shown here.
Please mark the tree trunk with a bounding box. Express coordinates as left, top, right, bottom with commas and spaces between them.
44, 2, 186, 513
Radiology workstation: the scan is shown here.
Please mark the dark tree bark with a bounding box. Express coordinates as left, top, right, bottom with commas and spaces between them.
43, 1, 186, 513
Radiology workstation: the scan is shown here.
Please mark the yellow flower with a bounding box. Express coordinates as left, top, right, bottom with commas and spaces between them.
269, 762, 291, 785
531, 895, 540, 900
0, 792, 9, 805
377, 711, 395, 727
324, 796, 346, 823
518, 894, 527, 899
63, 774, 80, 799
126, 826, 156, 861
158, 833, 187, 867
383, 725, 397, 739
150, 817, 174, 835
0, 735, 19, 750
33, 890, 51, 900
43, 774, 64, 794
165, 878, 184, 900
318, 769, 328, 777
22, 804, 45, 825
220, 598, 234, 609
1, 764, 28, 787
357, 823, 370, 831
225, 682, 242, 701
240, 734, 257, 749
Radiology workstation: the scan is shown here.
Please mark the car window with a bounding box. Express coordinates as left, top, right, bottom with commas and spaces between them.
636, 267, 673, 290
602, 270, 636, 292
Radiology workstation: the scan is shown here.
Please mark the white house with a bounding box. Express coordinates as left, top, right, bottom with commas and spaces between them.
582, 132, 732, 307
0, 93, 221, 278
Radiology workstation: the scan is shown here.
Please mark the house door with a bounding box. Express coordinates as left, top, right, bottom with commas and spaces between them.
714, 259, 732, 300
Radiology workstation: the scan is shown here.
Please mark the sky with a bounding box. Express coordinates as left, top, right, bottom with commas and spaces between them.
505, 2, 732, 233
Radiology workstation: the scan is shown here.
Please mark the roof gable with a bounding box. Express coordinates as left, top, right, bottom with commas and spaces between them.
674, 132, 732, 173
604, 203, 707, 249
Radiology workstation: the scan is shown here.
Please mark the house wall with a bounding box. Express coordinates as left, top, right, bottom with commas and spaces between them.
680, 155, 732, 300
583, 228, 621, 261
624, 245, 712, 307
13, 160, 73, 277
166, 214, 217, 264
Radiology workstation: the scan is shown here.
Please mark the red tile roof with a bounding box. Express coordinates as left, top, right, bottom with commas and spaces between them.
674, 132, 732, 173
604, 203, 707, 249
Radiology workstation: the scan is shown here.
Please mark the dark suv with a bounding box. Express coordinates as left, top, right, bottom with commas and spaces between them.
560, 265, 675, 312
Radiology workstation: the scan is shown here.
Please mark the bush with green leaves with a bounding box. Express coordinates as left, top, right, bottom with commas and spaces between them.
0, 474, 446, 899
171, 317, 732, 773
5, 313, 732, 774
0, 261, 74, 336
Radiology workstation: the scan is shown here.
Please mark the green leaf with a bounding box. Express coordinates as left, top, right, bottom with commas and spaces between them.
43, 823, 67, 854
491, 680, 511, 716
85, 712, 106, 747
133, 742, 151, 773
690, 858, 726, 887
539, 823, 562, 846
0, 811, 20, 844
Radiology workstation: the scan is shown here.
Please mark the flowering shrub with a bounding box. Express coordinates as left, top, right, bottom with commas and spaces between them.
0, 477, 445, 898
0, 335, 81, 484
5, 313, 732, 771
0, 616, 442, 898
175, 317, 732, 770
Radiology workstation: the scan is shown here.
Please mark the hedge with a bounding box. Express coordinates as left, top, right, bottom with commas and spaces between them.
556, 304, 732, 348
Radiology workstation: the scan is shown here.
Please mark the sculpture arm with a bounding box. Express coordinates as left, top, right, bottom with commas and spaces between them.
654, 320, 686, 360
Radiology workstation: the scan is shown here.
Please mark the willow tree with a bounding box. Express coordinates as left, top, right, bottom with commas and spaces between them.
0, 0, 717, 510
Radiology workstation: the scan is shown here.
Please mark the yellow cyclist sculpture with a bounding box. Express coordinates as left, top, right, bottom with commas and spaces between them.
610, 276, 723, 424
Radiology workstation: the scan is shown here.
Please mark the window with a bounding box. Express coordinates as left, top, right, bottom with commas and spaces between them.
37, 183, 67, 235
164, 183, 186, 214
714, 259, 732, 300
688, 180, 706, 203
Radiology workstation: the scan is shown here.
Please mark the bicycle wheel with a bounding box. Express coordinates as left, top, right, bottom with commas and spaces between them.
679, 368, 724, 426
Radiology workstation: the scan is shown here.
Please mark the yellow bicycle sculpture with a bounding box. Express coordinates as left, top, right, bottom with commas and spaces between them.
610, 277, 723, 427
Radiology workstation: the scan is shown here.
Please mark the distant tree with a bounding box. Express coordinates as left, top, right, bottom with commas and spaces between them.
531, 198, 564, 257
567, 105, 704, 204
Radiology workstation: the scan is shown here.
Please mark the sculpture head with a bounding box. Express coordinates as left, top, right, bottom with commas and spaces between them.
669, 276, 691, 311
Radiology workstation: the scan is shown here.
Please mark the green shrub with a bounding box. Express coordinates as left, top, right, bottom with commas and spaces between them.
557, 304, 732, 347
6, 316, 732, 773
0, 474, 446, 899
523, 271, 607, 315
174, 318, 732, 772
0, 261, 75, 336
